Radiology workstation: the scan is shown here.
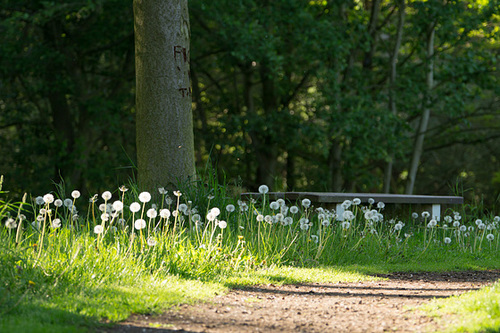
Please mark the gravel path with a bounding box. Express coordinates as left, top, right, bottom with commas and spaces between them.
110, 270, 500, 333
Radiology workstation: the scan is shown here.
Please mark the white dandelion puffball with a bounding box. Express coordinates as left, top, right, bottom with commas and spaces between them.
218, 220, 227, 229
158, 187, 167, 194
444, 237, 451, 244
160, 209, 171, 219
290, 206, 299, 214
276, 198, 285, 206
112, 201, 124, 212
134, 219, 146, 230
264, 215, 273, 224
147, 208, 157, 219
102, 191, 112, 201
94, 225, 104, 234
368, 198, 375, 205
427, 219, 437, 228
256, 214, 264, 222
35, 196, 45, 205
394, 223, 403, 231
342, 210, 354, 221
377, 202, 385, 209
411, 212, 419, 219
51, 218, 61, 229
43, 194, 54, 204
192, 214, 201, 222
270, 201, 280, 210
460, 225, 467, 232
300, 223, 309, 231
129, 202, 141, 213
206, 212, 216, 222
147, 237, 157, 247
301, 198, 311, 208
100, 213, 109, 222
258, 185, 269, 194
173, 190, 182, 197
422, 211, 430, 218
64, 198, 73, 207
341, 200, 351, 209
138, 192, 151, 203
71, 190, 81, 199
54, 199, 63, 207
352, 198, 361, 206
285, 217, 293, 226
178, 203, 188, 214
487, 234, 495, 241
5, 218, 17, 229
311, 235, 319, 243
341, 221, 350, 229
210, 207, 221, 217
321, 219, 330, 227
226, 204, 235, 213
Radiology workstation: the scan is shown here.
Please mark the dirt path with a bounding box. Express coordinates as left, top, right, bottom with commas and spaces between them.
110, 271, 500, 333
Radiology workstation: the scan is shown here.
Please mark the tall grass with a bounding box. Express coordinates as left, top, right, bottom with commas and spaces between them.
1, 174, 500, 332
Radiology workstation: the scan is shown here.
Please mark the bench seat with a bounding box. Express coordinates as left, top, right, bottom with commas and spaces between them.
241, 192, 464, 221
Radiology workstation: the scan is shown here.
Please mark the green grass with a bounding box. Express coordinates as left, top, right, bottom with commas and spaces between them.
425, 281, 500, 333
1, 176, 500, 332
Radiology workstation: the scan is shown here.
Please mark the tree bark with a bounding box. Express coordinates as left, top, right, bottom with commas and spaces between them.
134, 0, 195, 191
405, 21, 436, 194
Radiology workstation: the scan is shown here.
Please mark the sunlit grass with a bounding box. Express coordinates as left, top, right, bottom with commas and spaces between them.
1, 175, 499, 332
424, 281, 500, 333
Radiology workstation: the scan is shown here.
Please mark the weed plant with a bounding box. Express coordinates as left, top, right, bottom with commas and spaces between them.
1, 174, 500, 332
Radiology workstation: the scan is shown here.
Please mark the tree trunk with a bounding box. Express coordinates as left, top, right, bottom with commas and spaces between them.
383, 0, 406, 193
405, 21, 436, 194
134, 0, 195, 191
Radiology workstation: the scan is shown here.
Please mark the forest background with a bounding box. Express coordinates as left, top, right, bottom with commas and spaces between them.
1, 0, 499, 206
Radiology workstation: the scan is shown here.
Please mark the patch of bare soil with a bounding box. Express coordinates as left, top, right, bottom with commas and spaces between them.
109, 271, 500, 333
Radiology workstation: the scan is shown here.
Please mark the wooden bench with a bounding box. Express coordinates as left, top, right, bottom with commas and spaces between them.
241, 192, 464, 221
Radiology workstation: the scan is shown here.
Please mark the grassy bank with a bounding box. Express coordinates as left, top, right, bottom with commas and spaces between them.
1, 176, 499, 332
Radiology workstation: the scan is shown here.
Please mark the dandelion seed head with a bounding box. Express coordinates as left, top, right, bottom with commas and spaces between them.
159, 209, 171, 219
453, 221, 460, 228
427, 219, 437, 228
129, 202, 141, 213
112, 201, 123, 212
422, 211, 430, 218
134, 219, 146, 230
284, 217, 293, 226
147, 208, 157, 219
341, 200, 351, 209
377, 202, 385, 209
101, 191, 112, 201
412, 212, 419, 219
300, 223, 309, 231
119, 185, 128, 192
94, 225, 104, 234
5, 218, 17, 229
147, 237, 157, 246
258, 185, 269, 194
444, 216, 453, 223
51, 218, 61, 229
276, 199, 285, 206
270, 201, 280, 210
138, 192, 151, 203
158, 187, 167, 194
192, 214, 201, 222
178, 203, 188, 214
475, 219, 483, 226
460, 225, 467, 232
256, 214, 264, 222
321, 219, 330, 227
444, 237, 451, 244
43, 194, 54, 204
264, 215, 273, 224
100, 213, 109, 222
487, 233, 495, 241
218, 220, 227, 229
226, 204, 235, 213
342, 210, 354, 221
368, 198, 375, 205
311, 235, 319, 243
290, 206, 299, 214
54, 199, 63, 207
301, 198, 311, 208
70, 190, 80, 199
341, 221, 350, 229
173, 191, 182, 197
394, 222, 404, 231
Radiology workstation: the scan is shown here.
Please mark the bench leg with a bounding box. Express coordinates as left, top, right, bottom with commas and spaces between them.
336, 203, 344, 221
432, 204, 441, 221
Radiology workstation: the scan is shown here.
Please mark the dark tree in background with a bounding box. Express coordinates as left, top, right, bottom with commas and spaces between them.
1, 0, 499, 207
